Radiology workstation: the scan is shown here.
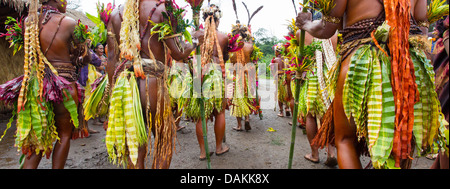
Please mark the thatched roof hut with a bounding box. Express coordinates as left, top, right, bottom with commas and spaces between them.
0, 0, 94, 113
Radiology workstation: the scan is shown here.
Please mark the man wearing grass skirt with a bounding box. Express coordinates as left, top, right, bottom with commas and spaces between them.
296, 0, 448, 169
184, 4, 231, 161
229, 22, 257, 132
106, 0, 203, 169
0, 0, 92, 169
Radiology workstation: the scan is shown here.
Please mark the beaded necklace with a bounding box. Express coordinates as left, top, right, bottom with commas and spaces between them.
39, 5, 61, 25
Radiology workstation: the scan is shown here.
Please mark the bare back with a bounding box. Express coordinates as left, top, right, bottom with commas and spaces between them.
342, 0, 426, 27
108, 0, 166, 61
230, 42, 254, 64
38, 13, 76, 64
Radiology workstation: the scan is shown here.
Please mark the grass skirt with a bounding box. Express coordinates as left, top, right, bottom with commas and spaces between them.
230, 72, 256, 118
341, 41, 448, 169
277, 74, 288, 104
184, 68, 224, 120
0, 70, 80, 159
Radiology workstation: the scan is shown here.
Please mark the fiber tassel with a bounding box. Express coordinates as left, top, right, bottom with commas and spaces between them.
312, 103, 334, 149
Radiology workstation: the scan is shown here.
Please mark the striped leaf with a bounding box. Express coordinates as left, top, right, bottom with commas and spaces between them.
344, 45, 372, 139
29, 79, 43, 141
112, 74, 125, 161
371, 49, 395, 169
306, 70, 319, 114
130, 74, 148, 146
411, 48, 441, 151
367, 50, 383, 151
123, 75, 138, 166
62, 89, 79, 128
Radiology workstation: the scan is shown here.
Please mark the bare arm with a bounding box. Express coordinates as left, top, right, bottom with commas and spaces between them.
296, 0, 347, 39
67, 18, 92, 66
414, 0, 429, 35
164, 37, 196, 61
106, 14, 120, 84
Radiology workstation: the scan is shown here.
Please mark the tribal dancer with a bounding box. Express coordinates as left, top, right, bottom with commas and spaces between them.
184, 4, 230, 160
229, 22, 256, 132
430, 16, 449, 169
272, 43, 291, 118
299, 32, 338, 166
0, 0, 91, 169
106, 0, 202, 169
297, 0, 449, 169
283, 17, 338, 165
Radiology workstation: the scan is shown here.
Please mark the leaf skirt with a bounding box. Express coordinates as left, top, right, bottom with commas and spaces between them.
342, 43, 448, 169
230, 72, 256, 118
294, 68, 327, 118
184, 68, 224, 120
0, 70, 79, 159
106, 70, 147, 167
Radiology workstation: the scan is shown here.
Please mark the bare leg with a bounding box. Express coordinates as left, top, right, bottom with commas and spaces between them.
431, 151, 449, 169
278, 101, 284, 117
22, 153, 43, 169
214, 110, 229, 154
439, 151, 449, 169
304, 113, 319, 163
51, 115, 73, 169
334, 56, 362, 169
196, 119, 208, 159
22, 83, 78, 169
244, 115, 251, 131
233, 117, 243, 131
137, 78, 151, 169
53, 82, 81, 169
139, 77, 173, 169
135, 145, 147, 169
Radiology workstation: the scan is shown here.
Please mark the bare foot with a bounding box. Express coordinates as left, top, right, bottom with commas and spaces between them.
89, 128, 99, 134
199, 152, 214, 161
244, 121, 251, 131
324, 156, 337, 167
304, 154, 319, 163
216, 145, 230, 156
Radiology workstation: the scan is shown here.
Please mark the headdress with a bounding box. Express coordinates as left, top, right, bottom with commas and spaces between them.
202, 4, 222, 22
231, 23, 252, 42
273, 43, 285, 53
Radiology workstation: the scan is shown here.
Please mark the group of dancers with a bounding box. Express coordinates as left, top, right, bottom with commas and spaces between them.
0, 0, 448, 169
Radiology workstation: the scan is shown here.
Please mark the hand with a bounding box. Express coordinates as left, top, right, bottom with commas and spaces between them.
296, 12, 312, 30
193, 30, 205, 45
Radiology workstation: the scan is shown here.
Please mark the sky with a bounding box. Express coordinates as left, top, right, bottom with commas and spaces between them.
78, 0, 302, 39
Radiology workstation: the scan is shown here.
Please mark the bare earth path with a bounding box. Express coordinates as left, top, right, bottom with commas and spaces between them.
0, 79, 434, 169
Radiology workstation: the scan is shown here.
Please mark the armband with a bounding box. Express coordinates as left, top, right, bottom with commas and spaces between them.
322, 15, 341, 24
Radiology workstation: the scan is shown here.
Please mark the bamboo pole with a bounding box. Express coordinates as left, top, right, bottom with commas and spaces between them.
288, 0, 308, 169
192, 5, 211, 169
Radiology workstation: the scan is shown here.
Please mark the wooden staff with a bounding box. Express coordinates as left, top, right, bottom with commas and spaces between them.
288, 0, 308, 169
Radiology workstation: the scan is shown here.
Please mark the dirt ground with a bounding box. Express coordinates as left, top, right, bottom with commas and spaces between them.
0, 79, 435, 169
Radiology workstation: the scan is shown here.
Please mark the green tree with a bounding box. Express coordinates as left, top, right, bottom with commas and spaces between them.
253, 28, 283, 77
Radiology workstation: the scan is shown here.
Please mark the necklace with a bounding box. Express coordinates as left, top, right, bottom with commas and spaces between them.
39, 5, 61, 25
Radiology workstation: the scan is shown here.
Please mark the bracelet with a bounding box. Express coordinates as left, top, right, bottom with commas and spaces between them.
322, 15, 342, 24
